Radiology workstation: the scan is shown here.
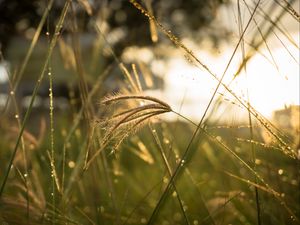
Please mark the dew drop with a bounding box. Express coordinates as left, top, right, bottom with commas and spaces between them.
10, 91, 14, 95
163, 138, 170, 144
278, 169, 283, 175
255, 159, 261, 165
24, 173, 28, 178
180, 159, 185, 166
290, 216, 296, 221
68, 161, 75, 168
163, 176, 168, 183
15, 114, 19, 119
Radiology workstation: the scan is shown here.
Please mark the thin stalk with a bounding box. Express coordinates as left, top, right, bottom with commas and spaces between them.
175, 110, 298, 222
200, 190, 244, 223
248, 89, 262, 225
235, 0, 297, 76
46, 6, 57, 224
239, 0, 282, 78
0, 57, 30, 223
1, 0, 54, 114
48, 38, 57, 225
70, 2, 92, 120
68, 13, 123, 220
277, 0, 300, 22
238, 1, 261, 223
129, 0, 296, 159
145, 1, 261, 222
150, 125, 190, 225
244, 38, 262, 225
60, 64, 112, 193
122, 180, 162, 225
0, 0, 71, 197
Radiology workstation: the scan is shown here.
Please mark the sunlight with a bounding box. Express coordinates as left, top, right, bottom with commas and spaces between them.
236, 38, 299, 117
147, 0, 300, 122
149, 31, 299, 122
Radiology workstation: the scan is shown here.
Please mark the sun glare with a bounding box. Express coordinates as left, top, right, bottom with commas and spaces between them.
147, 30, 299, 123
146, 0, 300, 123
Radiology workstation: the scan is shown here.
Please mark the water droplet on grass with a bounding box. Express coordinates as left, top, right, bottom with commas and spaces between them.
163, 177, 168, 183
68, 161, 75, 168
163, 138, 170, 144
180, 159, 185, 166
255, 159, 261, 165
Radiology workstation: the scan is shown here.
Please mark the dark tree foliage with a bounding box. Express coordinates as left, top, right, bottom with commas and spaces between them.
0, 0, 227, 55
0, 0, 41, 52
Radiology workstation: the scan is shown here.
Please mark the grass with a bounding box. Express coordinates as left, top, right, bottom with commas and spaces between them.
0, 0, 299, 224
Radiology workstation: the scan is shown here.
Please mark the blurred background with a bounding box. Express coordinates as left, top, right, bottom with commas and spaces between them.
0, 0, 299, 120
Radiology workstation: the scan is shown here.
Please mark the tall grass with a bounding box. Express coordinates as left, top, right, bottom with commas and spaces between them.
0, 0, 299, 225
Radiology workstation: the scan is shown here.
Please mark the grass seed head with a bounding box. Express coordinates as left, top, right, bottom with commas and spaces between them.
99, 93, 172, 150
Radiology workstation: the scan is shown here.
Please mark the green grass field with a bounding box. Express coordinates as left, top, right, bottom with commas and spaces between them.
0, 0, 299, 224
